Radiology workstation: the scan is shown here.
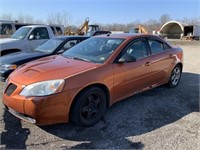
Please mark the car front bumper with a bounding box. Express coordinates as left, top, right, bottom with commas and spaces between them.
5, 105, 36, 124
0, 69, 13, 82
2, 79, 76, 125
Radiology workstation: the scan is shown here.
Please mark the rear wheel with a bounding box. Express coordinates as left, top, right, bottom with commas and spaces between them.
168, 65, 182, 88
70, 87, 107, 126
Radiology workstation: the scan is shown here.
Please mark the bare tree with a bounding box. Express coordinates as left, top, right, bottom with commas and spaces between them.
0, 13, 34, 23
159, 14, 171, 25
17, 15, 24, 23
144, 19, 160, 33
0, 13, 13, 21
47, 11, 72, 27
35, 19, 44, 24
1, 12, 200, 33
177, 17, 200, 25
24, 15, 34, 23
17, 14, 34, 23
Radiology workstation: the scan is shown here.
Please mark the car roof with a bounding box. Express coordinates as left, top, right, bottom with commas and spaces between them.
95, 33, 160, 39
21, 25, 53, 28
52, 35, 90, 40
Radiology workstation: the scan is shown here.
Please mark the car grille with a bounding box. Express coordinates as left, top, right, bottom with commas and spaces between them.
5, 83, 17, 96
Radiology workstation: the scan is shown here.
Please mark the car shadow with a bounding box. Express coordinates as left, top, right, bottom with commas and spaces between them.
1, 109, 30, 149
2, 72, 199, 149
39, 72, 199, 149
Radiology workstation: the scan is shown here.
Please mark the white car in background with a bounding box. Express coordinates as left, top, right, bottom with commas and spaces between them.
0, 25, 62, 56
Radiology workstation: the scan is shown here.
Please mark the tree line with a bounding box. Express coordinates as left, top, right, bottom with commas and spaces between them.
1, 12, 200, 33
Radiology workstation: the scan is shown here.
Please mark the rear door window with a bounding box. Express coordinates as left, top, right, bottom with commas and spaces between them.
50, 26, 56, 35
163, 43, 171, 50
56, 27, 63, 35
148, 39, 165, 54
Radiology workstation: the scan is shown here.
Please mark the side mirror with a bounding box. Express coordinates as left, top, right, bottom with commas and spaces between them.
118, 58, 126, 63
118, 54, 136, 63
29, 35, 34, 40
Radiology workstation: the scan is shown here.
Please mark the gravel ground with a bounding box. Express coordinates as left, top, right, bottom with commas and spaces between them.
0, 39, 199, 149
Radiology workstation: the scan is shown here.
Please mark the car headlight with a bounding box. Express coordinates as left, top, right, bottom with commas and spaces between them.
0, 64, 17, 71
20, 79, 65, 96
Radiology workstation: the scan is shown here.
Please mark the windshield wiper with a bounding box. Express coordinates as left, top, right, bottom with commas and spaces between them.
72, 56, 92, 62
62, 55, 92, 62
62, 55, 74, 59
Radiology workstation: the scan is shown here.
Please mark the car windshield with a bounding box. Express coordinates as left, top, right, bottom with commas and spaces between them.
11, 27, 31, 39
34, 38, 64, 54
129, 28, 138, 33
63, 37, 124, 63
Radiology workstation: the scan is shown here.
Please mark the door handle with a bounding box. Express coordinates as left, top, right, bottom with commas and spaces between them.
145, 61, 151, 66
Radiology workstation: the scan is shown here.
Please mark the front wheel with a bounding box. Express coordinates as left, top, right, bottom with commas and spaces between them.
70, 87, 107, 126
168, 65, 182, 88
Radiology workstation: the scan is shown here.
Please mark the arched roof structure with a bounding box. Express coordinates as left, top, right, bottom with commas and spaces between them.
160, 21, 188, 39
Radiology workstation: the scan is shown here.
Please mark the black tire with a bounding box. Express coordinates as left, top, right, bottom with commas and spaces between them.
70, 87, 107, 126
168, 65, 182, 88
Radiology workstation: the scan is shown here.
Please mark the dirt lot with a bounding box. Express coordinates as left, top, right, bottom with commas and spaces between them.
0, 40, 199, 149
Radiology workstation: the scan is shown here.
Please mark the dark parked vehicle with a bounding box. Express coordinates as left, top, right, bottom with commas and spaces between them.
85, 30, 111, 37
0, 36, 89, 81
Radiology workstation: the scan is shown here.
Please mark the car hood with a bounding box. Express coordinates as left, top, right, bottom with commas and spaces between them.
0, 38, 22, 51
10, 55, 101, 85
0, 52, 47, 64
0, 38, 19, 44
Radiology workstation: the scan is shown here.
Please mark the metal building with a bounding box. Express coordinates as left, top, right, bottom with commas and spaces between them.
160, 21, 188, 39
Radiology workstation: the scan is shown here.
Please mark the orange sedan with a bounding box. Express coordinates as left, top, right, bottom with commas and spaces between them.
2, 34, 183, 126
